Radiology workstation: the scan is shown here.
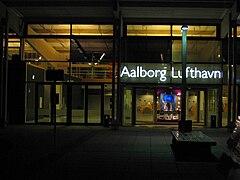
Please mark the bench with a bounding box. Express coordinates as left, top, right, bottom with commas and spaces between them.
171, 130, 216, 161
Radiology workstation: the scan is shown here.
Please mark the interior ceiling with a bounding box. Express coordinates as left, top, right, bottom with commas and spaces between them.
1, 0, 238, 24
2, 0, 239, 66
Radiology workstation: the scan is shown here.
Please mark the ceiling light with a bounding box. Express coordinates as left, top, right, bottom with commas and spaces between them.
100, 53, 105, 60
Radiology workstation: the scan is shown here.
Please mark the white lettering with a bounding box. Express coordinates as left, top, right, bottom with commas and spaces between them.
120, 65, 223, 82
130, 69, 137, 77
207, 71, 214, 78
171, 67, 179, 78
214, 71, 222, 78
148, 70, 155, 77
120, 66, 130, 77
201, 70, 208, 78
194, 67, 201, 78
186, 67, 190, 78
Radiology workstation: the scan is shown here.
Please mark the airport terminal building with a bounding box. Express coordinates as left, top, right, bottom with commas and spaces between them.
0, 0, 240, 127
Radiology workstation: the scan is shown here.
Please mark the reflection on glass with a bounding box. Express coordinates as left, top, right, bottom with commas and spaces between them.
127, 25, 171, 36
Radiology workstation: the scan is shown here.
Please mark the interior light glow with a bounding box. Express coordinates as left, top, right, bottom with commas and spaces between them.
100, 53, 105, 60
181, 25, 188, 31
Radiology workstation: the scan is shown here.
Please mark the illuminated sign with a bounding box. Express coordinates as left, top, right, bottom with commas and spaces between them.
120, 63, 223, 84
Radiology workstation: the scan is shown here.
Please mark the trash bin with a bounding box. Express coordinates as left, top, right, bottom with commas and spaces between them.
104, 114, 110, 127
211, 115, 216, 128
178, 120, 192, 132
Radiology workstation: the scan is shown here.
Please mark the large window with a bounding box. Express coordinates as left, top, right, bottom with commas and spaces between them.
125, 38, 171, 62
127, 25, 171, 36
237, 26, 240, 37
172, 40, 221, 62
28, 24, 71, 35
24, 38, 70, 61
72, 24, 113, 36
127, 25, 217, 37
172, 25, 217, 37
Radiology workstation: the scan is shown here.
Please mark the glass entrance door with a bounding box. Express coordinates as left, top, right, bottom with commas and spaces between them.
87, 85, 102, 124
186, 89, 205, 125
207, 89, 219, 127
136, 89, 154, 124
37, 83, 67, 123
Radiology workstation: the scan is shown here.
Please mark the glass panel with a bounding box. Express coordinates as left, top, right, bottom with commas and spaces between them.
207, 89, 218, 127
222, 85, 228, 127
72, 24, 113, 36
199, 90, 205, 124
69, 38, 113, 81
72, 85, 85, 123
123, 87, 132, 126
56, 84, 67, 123
26, 63, 45, 82
24, 38, 70, 61
104, 84, 111, 120
69, 63, 112, 81
125, 39, 171, 62
70, 38, 113, 62
186, 90, 205, 125
38, 84, 51, 123
237, 26, 240, 37
26, 83, 36, 123
8, 37, 20, 60
28, 24, 70, 35
88, 85, 101, 123
26, 61, 70, 82
172, 25, 217, 37
172, 40, 221, 62
127, 25, 171, 36
136, 89, 154, 124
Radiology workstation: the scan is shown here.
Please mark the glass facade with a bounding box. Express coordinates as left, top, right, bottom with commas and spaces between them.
172, 25, 217, 37
172, 40, 221, 62
2, 23, 239, 127
127, 25, 171, 36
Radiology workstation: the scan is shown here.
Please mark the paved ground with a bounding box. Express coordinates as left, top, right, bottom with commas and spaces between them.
0, 124, 232, 180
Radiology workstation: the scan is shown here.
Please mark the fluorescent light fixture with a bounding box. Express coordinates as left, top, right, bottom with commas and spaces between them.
99, 53, 105, 60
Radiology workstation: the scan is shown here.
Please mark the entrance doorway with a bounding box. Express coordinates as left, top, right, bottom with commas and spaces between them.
33, 83, 104, 125
134, 87, 219, 126
136, 89, 154, 124
186, 89, 205, 125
